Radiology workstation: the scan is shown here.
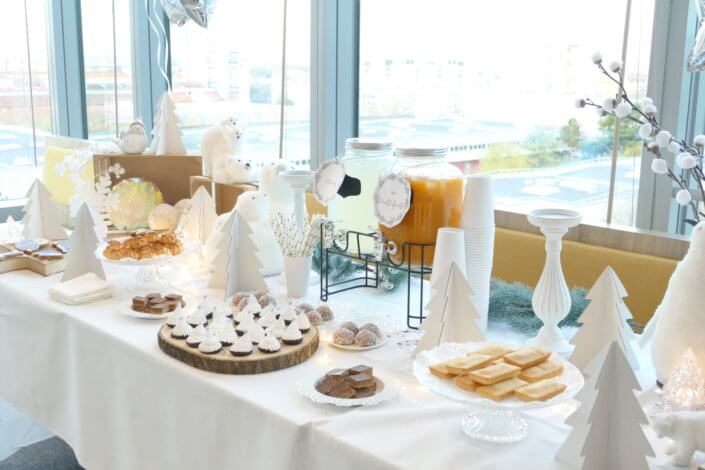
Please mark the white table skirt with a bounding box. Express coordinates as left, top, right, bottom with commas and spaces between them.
0, 263, 696, 469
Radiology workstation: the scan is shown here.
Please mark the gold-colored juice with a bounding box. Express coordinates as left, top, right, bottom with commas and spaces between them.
381, 175, 464, 266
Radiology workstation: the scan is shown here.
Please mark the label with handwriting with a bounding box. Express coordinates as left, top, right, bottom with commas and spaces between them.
373, 173, 411, 228
313, 159, 346, 206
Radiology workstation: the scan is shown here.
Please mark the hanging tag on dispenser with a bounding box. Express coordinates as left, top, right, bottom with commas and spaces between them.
373, 173, 411, 228
313, 159, 347, 206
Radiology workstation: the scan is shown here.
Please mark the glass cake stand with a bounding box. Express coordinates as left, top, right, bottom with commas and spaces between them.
412, 342, 584, 443
97, 239, 198, 293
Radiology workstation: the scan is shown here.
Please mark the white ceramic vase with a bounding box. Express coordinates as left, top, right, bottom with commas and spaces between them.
283, 255, 312, 298
527, 208, 582, 355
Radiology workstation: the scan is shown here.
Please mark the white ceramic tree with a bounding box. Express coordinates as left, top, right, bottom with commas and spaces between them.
178, 186, 217, 245
22, 179, 67, 240
148, 92, 186, 155
570, 266, 638, 370
414, 262, 485, 357
557, 342, 654, 470
209, 211, 266, 294
62, 203, 106, 282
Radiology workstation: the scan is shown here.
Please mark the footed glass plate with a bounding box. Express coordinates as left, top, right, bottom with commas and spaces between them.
413, 342, 584, 443
298, 374, 398, 407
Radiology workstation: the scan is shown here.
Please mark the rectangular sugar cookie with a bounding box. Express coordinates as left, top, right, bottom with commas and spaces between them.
476, 377, 529, 401
514, 379, 567, 401
445, 354, 494, 375
429, 362, 457, 379
470, 343, 515, 358
467, 362, 521, 385
503, 347, 551, 368
518, 360, 564, 383
454, 375, 479, 392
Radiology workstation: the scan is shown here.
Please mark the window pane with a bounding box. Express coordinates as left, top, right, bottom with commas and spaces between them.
359, 0, 654, 225
0, 0, 52, 201
170, 0, 310, 166
81, 0, 135, 140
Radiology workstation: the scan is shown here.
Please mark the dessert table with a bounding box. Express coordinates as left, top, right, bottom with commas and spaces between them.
0, 263, 696, 469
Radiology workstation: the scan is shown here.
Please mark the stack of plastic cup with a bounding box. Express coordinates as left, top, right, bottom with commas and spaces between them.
461, 175, 495, 332
430, 228, 467, 286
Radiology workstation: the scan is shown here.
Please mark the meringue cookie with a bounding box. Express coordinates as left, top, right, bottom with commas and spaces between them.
186, 324, 207, 347
282, 304, 298, 325
258, 333, 281, 353
269, 318, 286, 339
230, 334, 253, 356
171, 317, 194, 339
282, 322, 303, 345
236, 316, 257, 336
166, 303, 184, 328
198, 329, 222, 354
249, 323, 266, 344
296, 313, 311, 333
216, 321, 238, 346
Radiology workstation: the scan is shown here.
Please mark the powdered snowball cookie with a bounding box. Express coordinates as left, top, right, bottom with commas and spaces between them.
147, 204, 178, 231
253, 290, 268, 301
359, 323, 381, 338
231, 292, 248, 307
306, 310, 322, 326
296, 302, 314, 313
174, 198, 191, 216
340, 321, 358, 335
258, 294, 274, 308
333, 328, 355, 345
316, 304, 333, 322
354, 329, 379, 348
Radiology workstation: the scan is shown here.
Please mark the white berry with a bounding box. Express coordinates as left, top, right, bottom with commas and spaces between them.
694, 135, 705, 147
614, 102, 633, 118
676, 189, 692, 206
591, 51, 603, 64
677, 153, 697, 169
655, 130, 672, 147
668, 141, 682, 153
638, 123, 653, 140
651, 159, 668, 174
609, 60, 623, 73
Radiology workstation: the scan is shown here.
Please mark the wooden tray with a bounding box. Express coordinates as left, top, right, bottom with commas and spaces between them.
0, 244, 66, 276
158, 323, 319, 374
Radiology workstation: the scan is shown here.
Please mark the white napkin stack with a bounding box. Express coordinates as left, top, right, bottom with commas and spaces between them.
48, 273, 112, 305
461, 175, 495, 332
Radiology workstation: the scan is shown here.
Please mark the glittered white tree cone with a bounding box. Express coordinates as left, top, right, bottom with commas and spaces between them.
461, 175, 495, 331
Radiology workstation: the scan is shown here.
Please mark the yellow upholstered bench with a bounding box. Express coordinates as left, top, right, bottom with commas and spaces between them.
492, 227, 677, 326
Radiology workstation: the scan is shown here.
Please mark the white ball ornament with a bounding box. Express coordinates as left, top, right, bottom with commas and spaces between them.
676, 189, 692, 206
608, 60, 623, 73
601, 97, 616, 111
148, 203, 179, 231
638, 123, 653, 140
651, 158, 668, 174
644, 104, 658, 116
694, 135, 705, 147
591, 51, 603, 64
677, 153, 697, 169
655, 130, 672, 147
642, 97, 654, 107
614, 102, 633, 118
668, 141, 682, 153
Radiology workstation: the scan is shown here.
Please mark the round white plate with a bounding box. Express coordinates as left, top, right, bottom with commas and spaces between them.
119, 300, 170, 320
298, 373, 398, 407
97, 239, 198, 266
328, 335, 387, 351
413, 342, 584, 410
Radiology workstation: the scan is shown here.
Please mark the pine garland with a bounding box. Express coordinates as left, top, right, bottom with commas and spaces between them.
488, 278, 588, 332
312, 245, 408, 290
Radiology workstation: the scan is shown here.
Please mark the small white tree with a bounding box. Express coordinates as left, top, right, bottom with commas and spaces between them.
148, 92, 186, 155
414, 262, 485, 357
62, 203, 106, 282
556, 342, 654, 470
570, 266, 638, 370
22, 179, 67, 240
178, 186, 217, 245
209, 211, 266, 295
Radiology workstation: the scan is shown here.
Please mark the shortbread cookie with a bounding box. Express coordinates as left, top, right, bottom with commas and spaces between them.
518, 360, 564, 383
470, 343, 515, 359
445, 354, 494, 375
503, 347, 551, 368
429, 362, 457, 379
514, 379, 566, 401
454, 375, 479, 392
467, 362, 521, 385
476, 377, 529, 401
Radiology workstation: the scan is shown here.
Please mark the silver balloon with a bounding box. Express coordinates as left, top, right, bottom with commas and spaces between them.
689, 0, 705, 71
159, 0, 216, 28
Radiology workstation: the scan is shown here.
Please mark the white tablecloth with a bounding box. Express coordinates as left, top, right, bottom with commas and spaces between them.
0, 262, 699, 469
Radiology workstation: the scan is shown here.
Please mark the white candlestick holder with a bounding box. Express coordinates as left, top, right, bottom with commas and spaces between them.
527, 208, 582, 355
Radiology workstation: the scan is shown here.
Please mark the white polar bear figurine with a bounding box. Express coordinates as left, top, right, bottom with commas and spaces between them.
225, 157, 257, 184
259, 160, 295, 216
643, 221, 705, 382
651, 411, 705, 466
234, 190, 283, 276
200, 116, 244, 180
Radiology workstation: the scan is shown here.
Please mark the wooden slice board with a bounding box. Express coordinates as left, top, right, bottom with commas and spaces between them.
158, 324, 319, 375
